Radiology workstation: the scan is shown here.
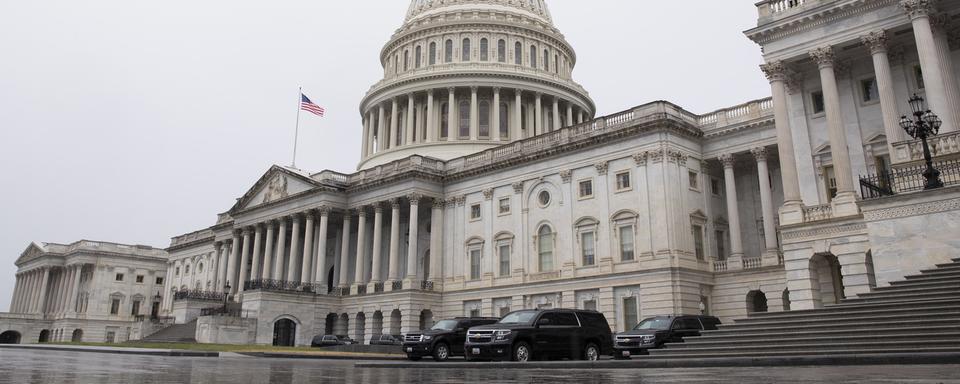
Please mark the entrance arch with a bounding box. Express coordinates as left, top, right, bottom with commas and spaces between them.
390, 309, 402, 336
38, 330, 51, 343
337, 313, 349, 337
272, 319, 297, 347
324, 313, 337, 335
0, 331, 21, 344
746, 290, 768, 313
355, 313, 366, 344
809, 253, 845, 308
419, 310, 434, 330
72, 329, 84, 343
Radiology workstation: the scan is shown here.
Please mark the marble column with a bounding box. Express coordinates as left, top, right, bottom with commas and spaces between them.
760, 61, 804, 224
390, 98, 399, 149
719, 154, 744, 265
370, 204, 385, 285
470, 86, 479, 140
226, 232, 241, 294
534, 93, 543, 135
209, 242, 221, 290
251, 224, 265, 283
56, 268, 69, 314
287, 215, 302, 282
20, 271, 32, 313
578, 111, 585, 124
492, 87, 501, 141
429, 199, 444, 283
406, 94, 416, 145
262, 222, 276, 280
552, 97, 561, 131
237, 228, 253, 293
339, 211, 353, 288
861, 31, 905, 155
810, 46, 858, 215
10, 274, 21, 313
752, 147, 780, 255
69, 265, 82, 315
388, 199, 402, 283
301, 212, 316, 285
27, 270, 39, 313
932, 12, 960, 134
426, 90, 436, 142
406, 194, 421, 281
361, 115, 370, 158
566, 103, 573, 128
513, 90, 523, 140
354, 207, 368, 289
447, 87, 456, 140
377, 106, 387, 151
314, 208, 331, 288
36, 267, 51, 314
273, 219, 288, 281
901, 0, 956, 132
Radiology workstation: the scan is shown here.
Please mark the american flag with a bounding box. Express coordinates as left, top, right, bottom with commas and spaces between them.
300, 94, 325, 117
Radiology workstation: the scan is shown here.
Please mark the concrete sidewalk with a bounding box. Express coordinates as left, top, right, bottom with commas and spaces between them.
0, 343, 219, 357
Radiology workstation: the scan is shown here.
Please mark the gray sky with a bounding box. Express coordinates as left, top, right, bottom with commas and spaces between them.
0, 1, 768, 311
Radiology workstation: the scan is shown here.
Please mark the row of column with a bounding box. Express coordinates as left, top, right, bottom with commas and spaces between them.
760, 1, 960, 223
10, 265, 84, 315
718, 148, 779, 263
361, 87, 587, 158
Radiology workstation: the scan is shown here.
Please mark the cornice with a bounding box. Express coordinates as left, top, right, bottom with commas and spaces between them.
746, 0, 900, 46
702, 117, 776, 139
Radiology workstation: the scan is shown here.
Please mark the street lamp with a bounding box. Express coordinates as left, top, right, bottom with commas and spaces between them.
223, 281, 231, 315
899, 94, 944, 190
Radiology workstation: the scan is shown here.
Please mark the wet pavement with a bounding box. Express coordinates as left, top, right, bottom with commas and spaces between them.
2, 348, 959, 384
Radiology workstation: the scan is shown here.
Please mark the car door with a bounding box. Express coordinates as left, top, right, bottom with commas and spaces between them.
451, 320, 468, 355
534, 312, 561, 356
676, 317, 702, 341
554, 312, 582, 359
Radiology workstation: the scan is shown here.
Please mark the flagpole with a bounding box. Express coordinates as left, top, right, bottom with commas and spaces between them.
292, 86, 302, 168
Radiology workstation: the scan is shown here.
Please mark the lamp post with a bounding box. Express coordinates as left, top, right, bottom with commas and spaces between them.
223, 281, 231, 315
899, 94, 944, 190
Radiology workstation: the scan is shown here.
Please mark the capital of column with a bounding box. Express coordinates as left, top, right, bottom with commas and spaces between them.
860, 30, 889, 55
447, 87, 456, 94
318, 205, 331, 217
373, 202, 384, 213
493, 86, 501, 94
456, 195, 467, 206
809, 46, 836, 69
900, 0, 934, 20
470, 86, 478, 93
719, 153, 737, 169
408, 193, 423, 205
391, 198, 402, 209
595, 161, 609, 175
214, 241, 223, 248
512, 182, 524, 194
760, 61, 788, 82
356, 206, 368, 218
432, 197, 446, 208
559, 170, 572, 183
632, 151, 649, 166
750, 147, 769, 162
291, 213, 303, 224
482, 189, 494, 200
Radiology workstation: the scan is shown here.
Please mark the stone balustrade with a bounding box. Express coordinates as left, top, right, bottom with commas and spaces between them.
698, 97, 774, 130
713, 259, 728, 272
757, 0, 813, 21
892, 130, 960, 164
743, 257, 763, 270
802, 204, 834, 222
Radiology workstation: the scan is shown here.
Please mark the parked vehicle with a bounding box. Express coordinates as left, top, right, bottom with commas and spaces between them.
403, 317, 500, 361
464, 309, 613, 362
311, 334, 343, 347
369, 334, 403, 346
336, 335, 357, 345
613, 315, 721, 358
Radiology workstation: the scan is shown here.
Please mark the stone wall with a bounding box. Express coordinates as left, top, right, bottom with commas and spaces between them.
196, 316, 257, 345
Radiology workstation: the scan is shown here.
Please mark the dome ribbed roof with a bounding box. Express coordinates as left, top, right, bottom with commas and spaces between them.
405, 0, 553, 24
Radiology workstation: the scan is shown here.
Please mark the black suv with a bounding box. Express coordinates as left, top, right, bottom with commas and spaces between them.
464, 309, 613, 362
403, 317, 500, 361
613, 315, 721, 358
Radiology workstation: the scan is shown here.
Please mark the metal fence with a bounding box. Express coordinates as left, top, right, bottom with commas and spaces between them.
860, 159, 960, 200
243, 279, 326, 294
173, 290, 227, 302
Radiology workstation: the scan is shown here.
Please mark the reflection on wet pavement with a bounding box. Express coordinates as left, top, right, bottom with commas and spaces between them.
2, 349, 959, 384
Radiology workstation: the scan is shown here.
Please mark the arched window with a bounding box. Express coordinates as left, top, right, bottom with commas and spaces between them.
515, 42, 522, 65
499, 102, 509, 139
415, 46, 422, 68
480, 38, 489, 61
445, 40, 453, 63
394, 55, 399, 74
554, 55, 559, 73
458, 100, 470, 138
429, 42, 437, 65
543, 49, 549, 71
479, 101, 490, 137
462, 38, 471, 61
440, 102, 449, 138
498, 40, 506, 63
403, 50, 409, 72
530, 45, 537, 68
538, 225, 555, 272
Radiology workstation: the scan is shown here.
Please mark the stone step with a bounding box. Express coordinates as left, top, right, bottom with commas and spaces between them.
923, 264, 960, 273
650, 339, 960, 355
142, 320, 197, 343
906, 269, 960, 279
860, 283, 960, 295
713, 314, 960, 334
848, 287, 960, 302
693, 325, 960, 342
670, 331, 960, 349
875, 280, 960, 291
896, 274, 960, 285
840, 291, 960, 305
645, 346, 960, 359
734, 301, 960, 324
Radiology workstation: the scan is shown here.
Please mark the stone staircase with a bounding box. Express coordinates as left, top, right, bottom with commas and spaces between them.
141, 319, 198, 343
647, 257, 960, 359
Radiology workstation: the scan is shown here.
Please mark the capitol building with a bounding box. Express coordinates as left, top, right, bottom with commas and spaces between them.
3, 0, 960, 347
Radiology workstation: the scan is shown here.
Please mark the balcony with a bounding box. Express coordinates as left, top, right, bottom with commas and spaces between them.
892, 131, 960, 164
860, 159, 960, 200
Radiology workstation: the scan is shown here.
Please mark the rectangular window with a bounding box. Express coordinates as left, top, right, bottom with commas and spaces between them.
578, 180, 593, 199
581, 231, 596, 266
106, 332, 116, 343
470, 308, 481, 318
470, 249, 481, 280
689, 171, 699, 190
136, 275, 144, 283
498, 198, 511, 215
115, 273, 124, 282
915, 65, 925, 89
616, 171, 631, 191
131, 300, 141, 316
861, 77, 879, 103
499, 244, 511, 276
692, 225, 705, 261
711, 178, 722, 196
110, 299, 121, 315
824, 166, 838, 202
715, 230, 726, 261
619, 226, 635, 261
175, 267, 180, 276
500, 306, 511, 317
623, 296, 639, 330
470, 203, 482, 220
811, 91, 825, 114
156, 277, 164, 285
583, 300, 597, 311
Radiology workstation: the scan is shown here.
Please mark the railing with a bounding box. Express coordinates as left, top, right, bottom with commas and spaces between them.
200, 307, 251, 318
892, 131, 960, 163
392, 281, 404, 291
374, 282, 384, 293
758, 0, 809, 19
802, 204, 834, 222
697, 97, 774, 130
356, 285, 367, 295
713, 259, 728, 272
421, 281, 435, 291
243, 279, 326, 294
173, 290, 227, 302
743, 258, 763, 270
860, 159, 960, 200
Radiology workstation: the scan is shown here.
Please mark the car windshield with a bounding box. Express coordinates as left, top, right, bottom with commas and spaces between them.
633, 317, 672, 330
498, 311, 538, 324
431, 320, 459, 330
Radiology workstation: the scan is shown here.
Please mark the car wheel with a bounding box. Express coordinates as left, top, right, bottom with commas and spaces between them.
513, 342, 532, 362
407, 355, 422, 361
583, 343, 600, 361
433, 343, 450, 362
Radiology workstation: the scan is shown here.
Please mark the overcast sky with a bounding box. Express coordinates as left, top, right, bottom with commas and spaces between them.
0, 1, 768, 311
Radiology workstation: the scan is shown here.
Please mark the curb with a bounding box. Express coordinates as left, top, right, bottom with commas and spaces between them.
0, 344, 219, 357
355, 352, 960, 369
238, 352, 405, 361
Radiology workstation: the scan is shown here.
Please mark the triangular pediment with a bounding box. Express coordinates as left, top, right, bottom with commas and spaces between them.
231, 166, 320, 212
16, 242, 46, 265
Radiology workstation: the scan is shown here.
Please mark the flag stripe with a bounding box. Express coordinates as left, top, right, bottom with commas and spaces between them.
300, 93, 325, 117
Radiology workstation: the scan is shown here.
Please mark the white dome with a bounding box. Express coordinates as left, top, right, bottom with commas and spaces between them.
405, 0, 553, 24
